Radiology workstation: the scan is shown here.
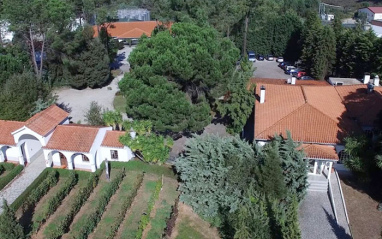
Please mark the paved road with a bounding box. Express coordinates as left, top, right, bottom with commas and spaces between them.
253, 60, 289, 79
0, 154, 46, 213
54, 46, 135, 123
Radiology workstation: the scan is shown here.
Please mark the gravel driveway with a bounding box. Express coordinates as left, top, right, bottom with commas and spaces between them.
54, 46, 135, 123
253, 60, 289, 79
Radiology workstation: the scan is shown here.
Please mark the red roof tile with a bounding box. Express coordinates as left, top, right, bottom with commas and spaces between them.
44, 125, 100, 152
25, 105, 69, 136
301, 144, 339, 160
101, 131, 126, 148
249, 78, 330, 87
368, 7, 382, 14
93, 21, 171, 39
255, 84, 359, 144
0, 120, 24, 145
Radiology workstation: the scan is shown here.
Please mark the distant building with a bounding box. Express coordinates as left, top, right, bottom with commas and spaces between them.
358, 7, 382, 22
117, 8, 150, 22
0, 21, 14, 44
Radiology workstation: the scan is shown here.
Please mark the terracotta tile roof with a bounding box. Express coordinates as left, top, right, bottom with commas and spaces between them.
367, 7, 382, 14
44, 125, 100, 152
101, 131, 126, 148
335, 85, 382, 126
301, 144, 339, 160
93, 21, 171, 39
0, 120, 24, 145
25, 105, 69, 136
255, 84, 358, 144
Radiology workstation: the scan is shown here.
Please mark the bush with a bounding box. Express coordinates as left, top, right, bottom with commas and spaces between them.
0, 165, 23, 191
22, 170, 58, 212
164, 198, 179, 237
11, 168, 50, 211
32, 171, 77, 232
103, 173, 144, 239
0, 162, 15, 171
135, 178, 162, 239
0, 165, 5, 175
110, 161, 175, 179
68, 169, 126, 239
43, 171, 101, 239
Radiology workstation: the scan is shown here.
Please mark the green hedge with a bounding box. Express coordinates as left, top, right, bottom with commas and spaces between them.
22, 170, 58, 212
68, 169, 126, 239
135, 178, 162, 239
0, 165, 23, 191
0, 162, 16, 170
32, 171, 77, 232
11, 168, 51, 211
43, 169, 102, 239
103, 173, 144, 239
110, 161, 175, 179
0, 165, 4, 175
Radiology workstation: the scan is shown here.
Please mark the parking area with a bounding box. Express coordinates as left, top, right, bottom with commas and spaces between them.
253, 60, 289, 79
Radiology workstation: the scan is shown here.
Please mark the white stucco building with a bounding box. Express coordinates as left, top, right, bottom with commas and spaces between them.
0, 105, 134, 172
358, 7, 382, 22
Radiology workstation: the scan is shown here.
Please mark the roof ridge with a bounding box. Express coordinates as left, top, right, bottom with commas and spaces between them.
256, 103, 339, 138
301, 86, 307, 103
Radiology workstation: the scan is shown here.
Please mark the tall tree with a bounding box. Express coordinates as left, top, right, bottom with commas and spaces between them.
0, 199, 24, 239
2, 0, 73, 79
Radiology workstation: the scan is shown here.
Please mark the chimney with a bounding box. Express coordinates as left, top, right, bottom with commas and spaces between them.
260, 85, 266, 104
291, 77, 296, 85
374, 75, 380, 86
367, 83, 374, 94
364, 73, 370, 84
287, 78, 291, 84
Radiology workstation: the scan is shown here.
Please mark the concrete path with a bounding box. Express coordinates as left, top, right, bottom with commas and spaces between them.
0, 153, 46, 213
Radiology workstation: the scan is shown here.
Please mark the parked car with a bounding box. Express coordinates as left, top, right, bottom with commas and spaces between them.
266, 55, 274, 61
281, 63, 293, 70
278, 62, 288, 68
248, 51, 256, 62
292, 71, 306, 78
257, 54, 265, 61
276, 57, 284, 62
299, 76, 314, 80
286, 67, 301, 75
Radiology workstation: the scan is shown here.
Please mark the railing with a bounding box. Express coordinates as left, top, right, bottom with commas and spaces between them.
335, 169, 353, 238
327, 172, 338, 223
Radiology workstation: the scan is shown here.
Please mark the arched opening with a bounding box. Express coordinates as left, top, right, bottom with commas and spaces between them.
59, 152, 68, 168
0, 146, 9, 162
18, 134, 43, 163
71, 153, 91, 171
49, 151, 69, 168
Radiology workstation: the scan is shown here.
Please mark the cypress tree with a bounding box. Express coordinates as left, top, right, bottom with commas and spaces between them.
0, 199, 24, 239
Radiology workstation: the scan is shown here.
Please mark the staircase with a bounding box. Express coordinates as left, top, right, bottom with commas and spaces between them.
307, 174, 328, 192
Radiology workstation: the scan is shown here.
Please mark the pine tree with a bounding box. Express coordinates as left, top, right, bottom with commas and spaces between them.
0, 199, 24, 239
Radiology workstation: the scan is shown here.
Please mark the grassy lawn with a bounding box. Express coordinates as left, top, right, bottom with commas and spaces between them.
113, 94, 126, 113
176, 218, 207, 239
117, 174, 160, 238
111, 161, 176, 179
90, 171, 142, 239
62, 170, 122, 239
145, 177, 179, 239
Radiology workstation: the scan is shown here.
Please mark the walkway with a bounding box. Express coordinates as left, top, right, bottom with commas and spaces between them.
0, 153, 46, 213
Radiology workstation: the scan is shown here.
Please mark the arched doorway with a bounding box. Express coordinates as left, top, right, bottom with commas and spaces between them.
18, 134, 43, 163
71, 153, 91, 171
59, 152, 68, 168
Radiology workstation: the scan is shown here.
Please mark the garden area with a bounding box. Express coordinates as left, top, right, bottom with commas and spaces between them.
3, 160, 186, 239
0, 162, 23, 191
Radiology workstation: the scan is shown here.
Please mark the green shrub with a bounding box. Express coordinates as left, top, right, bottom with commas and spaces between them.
0, 165, 23, 191
68, 169, 126, 239
135, 178, 162, 239
110, 161, 175, 179
43, 171, 101, 239
103, 173, 144, 239
0, 162, 16, 171
32, 171, 77, 232
0, 165, 5, 175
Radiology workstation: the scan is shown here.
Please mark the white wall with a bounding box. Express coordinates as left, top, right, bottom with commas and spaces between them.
72, 153, 93, 171
97, 146, 134, 167
0, 145, 20, 162
359, 8, 375, 22
375, 13, 382, 20
372, 24, 382, 37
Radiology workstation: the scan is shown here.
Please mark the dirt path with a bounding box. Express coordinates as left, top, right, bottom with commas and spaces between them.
32, 181, 84, 239
114, 174, 159, 239
170, 203, 220, 239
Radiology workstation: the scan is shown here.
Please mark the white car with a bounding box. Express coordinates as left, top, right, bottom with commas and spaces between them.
248, 52, 256, 62
276, 57, 284, 63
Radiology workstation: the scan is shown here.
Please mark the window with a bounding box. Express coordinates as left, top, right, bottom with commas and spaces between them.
82, 154, 89, 162
110, 150, 119, 160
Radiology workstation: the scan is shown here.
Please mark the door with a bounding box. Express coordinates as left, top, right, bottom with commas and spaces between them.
59, 152, 68, 168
